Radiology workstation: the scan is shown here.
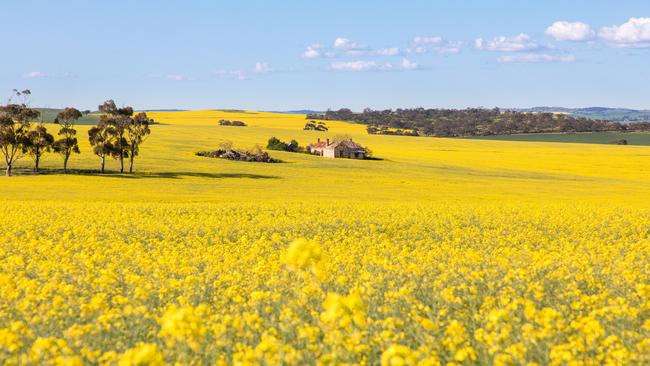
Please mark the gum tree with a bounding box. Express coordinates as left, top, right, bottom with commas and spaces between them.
98, 100, 132, 173
53, 107, 82, 173
0, 101, 40, 176
88, 123, 116, 174
25, 123, 54, 173
126, 112, 152, 173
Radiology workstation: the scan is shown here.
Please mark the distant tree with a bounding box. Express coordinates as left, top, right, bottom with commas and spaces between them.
88, 123, 116, 174
126, 112, 152, 173
53, 107, 82, 173
287, 139, 299, 152
98, 100, 133, 173
0, 98, 40, 176
24, 123, 54, 173
266, 137, 285, 151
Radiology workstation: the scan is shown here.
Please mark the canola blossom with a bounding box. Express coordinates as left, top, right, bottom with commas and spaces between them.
0, 201, 648, 365
0, 110, 649, 364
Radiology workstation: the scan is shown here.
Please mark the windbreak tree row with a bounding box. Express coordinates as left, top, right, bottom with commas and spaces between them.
0, 92, 152, 176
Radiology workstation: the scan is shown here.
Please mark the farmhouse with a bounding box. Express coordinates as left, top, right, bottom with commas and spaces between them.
309, 138, 366, 159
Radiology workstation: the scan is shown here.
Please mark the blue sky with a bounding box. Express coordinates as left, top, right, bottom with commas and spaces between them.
1, 0, 649, 111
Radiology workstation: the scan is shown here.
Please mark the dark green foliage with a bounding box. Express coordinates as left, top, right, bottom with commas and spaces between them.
53, 108, 83, 173
303, 121, 328, 131
218, 119, 247, 126
88, 101, 152, 174
24, 124, 54, 173
0, 99, 40, 176
88, 123, 118, 174
307, 108, 650, 137
267, 137, 301, 152
126, 113, 152, 173
367, 125, 419, 136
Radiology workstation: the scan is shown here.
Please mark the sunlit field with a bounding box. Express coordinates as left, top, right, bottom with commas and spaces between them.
1, 111, 649, 365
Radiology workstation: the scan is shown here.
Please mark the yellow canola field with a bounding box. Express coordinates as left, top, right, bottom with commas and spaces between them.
1, 110, 649, 365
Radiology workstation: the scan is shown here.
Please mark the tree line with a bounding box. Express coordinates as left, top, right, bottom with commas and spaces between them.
0, 91, 152, 176
307, 108, 650, 137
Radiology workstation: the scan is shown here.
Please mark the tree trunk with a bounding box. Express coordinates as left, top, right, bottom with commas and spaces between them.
100, 156, 105, 174
5, 164, 11, 177
119, 155, 124, 173
34, 153, 40, 174
63, 153, 69, 174
129, 148, 135, 174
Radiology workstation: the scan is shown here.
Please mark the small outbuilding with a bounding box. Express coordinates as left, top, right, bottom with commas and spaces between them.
309, 138, 366, 159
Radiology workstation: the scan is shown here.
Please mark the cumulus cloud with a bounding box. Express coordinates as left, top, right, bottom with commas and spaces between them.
333, 37, 365, 50
304, 38, 404, 58
24, 71, 46, 78
475, 33, 540, 52
329, 58, 418, 72
345, 47, 401, 57
497, 53, 576, 63
598, 17, 650, 48
413, 36, 443, 45
399, 58, 419, 70
329, 60, 385, 71
254, 62, 271, 73
303, 44, 322, 58
410, 37, 463, 54
545, 21, 595, 41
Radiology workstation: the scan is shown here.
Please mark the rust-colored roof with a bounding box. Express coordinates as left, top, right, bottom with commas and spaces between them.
310, 141, 329, 149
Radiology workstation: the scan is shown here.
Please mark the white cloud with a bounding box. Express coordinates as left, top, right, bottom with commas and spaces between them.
303, 44, 322, 58
333, 37, 365, 50
545, 21, 595, 41
330, 60, 385, 71
598, 17, 650, 48
410, 37, 463, 54
497, 53, 576, 63
374, 47, 400, 56
344, 47, 401, 57
475, 33, 540, 52
400, 58, 419, 70
413, 36, 443, 45
329, 59, 418, 72
24, 71, 46, 78
254, 62, 271, 73
215, 69, 247, 80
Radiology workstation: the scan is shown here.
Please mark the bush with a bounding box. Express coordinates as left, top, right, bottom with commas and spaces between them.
219, 120, 247, 126
267, 137, 301, 153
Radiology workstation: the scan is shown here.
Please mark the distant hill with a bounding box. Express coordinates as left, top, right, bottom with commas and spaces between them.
35, 108, 100, 125
510, 107, 650, 122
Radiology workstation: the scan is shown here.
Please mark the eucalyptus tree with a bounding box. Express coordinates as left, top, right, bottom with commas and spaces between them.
88, 123, 116, 174
126, 112, 152, 173
98, 100, 132, 173
53, 107, 82, 173
25, 123, 54, 173
0, 101, 40, 176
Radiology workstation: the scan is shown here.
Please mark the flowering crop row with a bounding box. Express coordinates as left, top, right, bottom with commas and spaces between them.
0, 201, 647, 365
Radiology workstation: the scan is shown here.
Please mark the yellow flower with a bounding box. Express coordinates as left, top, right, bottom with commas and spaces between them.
380, 344, 418, 366
119, 343, 165, 366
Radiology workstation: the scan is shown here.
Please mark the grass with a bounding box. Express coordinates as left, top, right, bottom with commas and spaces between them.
465, 131, 650, 146
36, 108, 101, 125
